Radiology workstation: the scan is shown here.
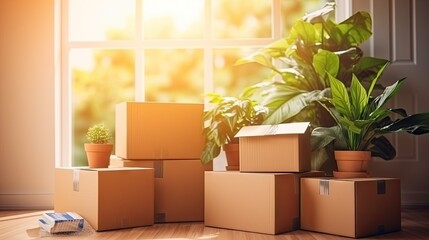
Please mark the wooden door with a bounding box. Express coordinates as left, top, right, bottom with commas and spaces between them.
350, 0, 429, 206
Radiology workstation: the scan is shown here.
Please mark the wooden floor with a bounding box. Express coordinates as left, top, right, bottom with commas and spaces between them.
1, 208, 428, 240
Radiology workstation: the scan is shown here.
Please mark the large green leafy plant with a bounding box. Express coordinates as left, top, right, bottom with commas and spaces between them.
200, 93, 268, 164
237, 3, 388, 127
311, 63, 429, 169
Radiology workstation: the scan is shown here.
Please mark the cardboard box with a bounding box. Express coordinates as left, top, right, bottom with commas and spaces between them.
110, 158, 211, 223
115, 102, 204, 159
301, 177, 401, 238
235, 122, 311, 172
54, 167, 154, 231
204, 171, 324, 235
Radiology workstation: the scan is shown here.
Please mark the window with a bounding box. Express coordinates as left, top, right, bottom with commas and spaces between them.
60, 0, 332, 166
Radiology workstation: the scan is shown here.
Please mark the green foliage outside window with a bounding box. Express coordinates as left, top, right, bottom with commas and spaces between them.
70, 0, 331, 166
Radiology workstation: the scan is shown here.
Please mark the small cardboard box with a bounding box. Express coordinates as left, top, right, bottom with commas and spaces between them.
204, 171, 324, 235
115, 102, 204, 159
301, 177, 401, 238
54, 167, 154, 231
110, 158, 211, 223
235, 122, 311, 172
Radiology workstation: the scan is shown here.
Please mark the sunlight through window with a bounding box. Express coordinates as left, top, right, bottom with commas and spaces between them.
69, 0, 135, 41
143, 0, 204, 39
64, 0, 332, 166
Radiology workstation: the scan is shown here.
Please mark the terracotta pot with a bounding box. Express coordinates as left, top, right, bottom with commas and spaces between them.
334, 150, 371, 172
84, 143, 113, 168
223, 143, 239, 171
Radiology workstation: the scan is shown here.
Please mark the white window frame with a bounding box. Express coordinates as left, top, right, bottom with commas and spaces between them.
55, 0, 345, 167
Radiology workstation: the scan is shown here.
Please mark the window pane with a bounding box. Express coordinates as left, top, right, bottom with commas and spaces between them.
69, 0, 135, 41
281, 0, 333, 35
70, 49, 135, 166
213, 48, 271, 97
144, 49, 204, 103
213, 0, 272, 39
142, 0, 204, 39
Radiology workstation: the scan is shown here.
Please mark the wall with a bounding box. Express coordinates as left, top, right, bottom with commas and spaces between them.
0, 0, 55, 209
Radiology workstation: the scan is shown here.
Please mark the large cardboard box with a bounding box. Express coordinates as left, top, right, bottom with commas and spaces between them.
301, 177, 401, 238
115, 102, 204, 159
54, 167, 154, 231
204, 171, 324, 235
235, 122, 311, 172
110, 158, 211, 223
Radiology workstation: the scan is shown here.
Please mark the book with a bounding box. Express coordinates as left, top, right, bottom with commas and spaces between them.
38, 212, 84, 233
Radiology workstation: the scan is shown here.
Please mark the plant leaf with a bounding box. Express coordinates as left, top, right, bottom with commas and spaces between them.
367, 62, 389, 97
200, 141, 221, 164
313, 49, 339, 86
327, 73, 351, 117
263, 88, 329, 124
235, 52, 280, 74
349, 74, 367, 119
368, 135, 396, 160
288, 20, 317, 45
374, 77, 406, 110
302, 2, 335, 23
337, 11, 372, 46
379, 112, 429, 135
353, 57, 389, 84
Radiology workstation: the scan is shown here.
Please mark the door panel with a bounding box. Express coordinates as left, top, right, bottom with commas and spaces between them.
352, 0, 429, 206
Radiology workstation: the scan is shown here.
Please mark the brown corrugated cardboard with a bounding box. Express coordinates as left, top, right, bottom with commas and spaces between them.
204, 171, 324, 235
301, 177, 401, 238
115, 102, 204, 159
293, 171, 326, 229
54, 167, 154, 231
235, 122, 311, 172
110, 158, 211, 223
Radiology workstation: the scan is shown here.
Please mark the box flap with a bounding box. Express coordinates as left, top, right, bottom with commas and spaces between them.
331, 177, 397, 182
235, 122, 310, 138
81, 167, 151, 172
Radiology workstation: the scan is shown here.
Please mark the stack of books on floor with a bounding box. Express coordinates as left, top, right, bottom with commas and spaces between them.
38, 212, 84, 234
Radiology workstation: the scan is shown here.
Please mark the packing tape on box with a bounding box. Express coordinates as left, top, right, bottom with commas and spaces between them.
265, 124, 279, 135
154, 160, 163, 178
377, 180, 386, 194
319, 179, 329, 195
292, 217, 300, 230
155, 213, 166, 223
294, 177, 299, 195
73, 169, 80, 192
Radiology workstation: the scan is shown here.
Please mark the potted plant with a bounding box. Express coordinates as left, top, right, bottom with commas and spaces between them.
236, 3, 388, 129
200, 93, 268, 170
84, 123, 113, 168
311, 63, 429, 177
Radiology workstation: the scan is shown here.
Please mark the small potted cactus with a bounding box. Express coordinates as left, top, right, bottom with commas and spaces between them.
84, 123, 113, 168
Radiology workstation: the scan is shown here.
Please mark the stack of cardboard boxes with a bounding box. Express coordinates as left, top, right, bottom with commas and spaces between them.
205, 122, 402, 238
54, 102, 401, 238
111, 102, 211, 223
204, 122, 324, 234
54, 102, 210, 231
